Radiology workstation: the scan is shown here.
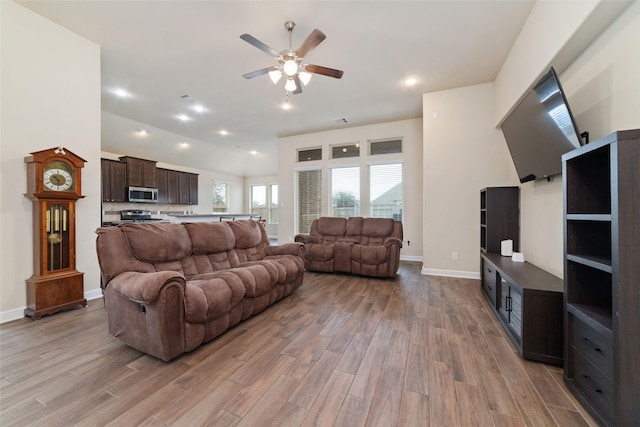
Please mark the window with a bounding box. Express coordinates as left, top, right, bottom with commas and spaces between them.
297, 169, 322, 233
250, 184, 278, 224
270, 184, 278, 224
212, 181, 229, 213
331, 167, 360, 217
370, 138, 402, 155
297, 147, 322, 162
331, 143, 360, 159
251, 185, 266, 221
370, 163, 403, 220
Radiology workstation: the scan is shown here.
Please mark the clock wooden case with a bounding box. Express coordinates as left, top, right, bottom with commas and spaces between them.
24, 147, 87, 319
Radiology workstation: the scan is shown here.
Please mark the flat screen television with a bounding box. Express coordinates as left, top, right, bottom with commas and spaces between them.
501, 67, 582, 183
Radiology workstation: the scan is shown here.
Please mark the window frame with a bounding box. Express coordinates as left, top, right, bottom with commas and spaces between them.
212, 180, 230, 213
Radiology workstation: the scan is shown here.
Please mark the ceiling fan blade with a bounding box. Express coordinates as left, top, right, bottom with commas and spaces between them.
292, 75, 303, 94
295, 29, 326, 58
240, 34, 280, 58
305, 64, 344, 79
242, 66, 277, 79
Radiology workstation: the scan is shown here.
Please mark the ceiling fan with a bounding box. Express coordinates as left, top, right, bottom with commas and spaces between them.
240, 21, 344, 94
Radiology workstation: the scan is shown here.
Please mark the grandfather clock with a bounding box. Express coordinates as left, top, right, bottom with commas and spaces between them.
24, 147, 87, 319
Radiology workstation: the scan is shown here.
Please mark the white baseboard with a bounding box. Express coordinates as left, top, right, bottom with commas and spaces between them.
0, 307, 26, 324
400, 255, 423, 262
0, 288, 104, 324
421, 267, 480, 280
86, 288, 103, 301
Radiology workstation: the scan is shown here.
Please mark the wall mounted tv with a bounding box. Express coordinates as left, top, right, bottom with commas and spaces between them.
501, 67, 582, 183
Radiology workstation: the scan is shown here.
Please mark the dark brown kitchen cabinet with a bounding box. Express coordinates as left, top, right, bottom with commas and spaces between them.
167, 170, 180, 204
119, 156, 157, 188
177, 171, 198, 205
101, 159, 126, 202
188, 173, 198, 205
157, 169, 196, 205
563, 129, 640, 426
156, 168, 168, 204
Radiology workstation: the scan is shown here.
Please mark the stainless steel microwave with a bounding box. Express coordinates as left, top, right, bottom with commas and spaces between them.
128, 186, 158, 203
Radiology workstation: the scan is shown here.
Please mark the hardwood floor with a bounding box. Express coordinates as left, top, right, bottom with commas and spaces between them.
0, 262, 597, 426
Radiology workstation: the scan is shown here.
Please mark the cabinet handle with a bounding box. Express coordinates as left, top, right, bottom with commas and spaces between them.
487, 268, 492, 273
487, 285, 492, 291
582, 373, 602, 393
582, 337, 602, 352
506, 295, 512, 312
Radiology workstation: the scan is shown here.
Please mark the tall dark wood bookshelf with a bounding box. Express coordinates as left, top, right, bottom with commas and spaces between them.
563, 129, 640, 426
480, 187, 519, 253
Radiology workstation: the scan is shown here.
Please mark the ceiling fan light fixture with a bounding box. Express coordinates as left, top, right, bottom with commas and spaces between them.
281, 100, 292, 110
285, 78, 297, 92
283, 59, 298, 76
298, 71, 312, 86
268, 69, 282, 84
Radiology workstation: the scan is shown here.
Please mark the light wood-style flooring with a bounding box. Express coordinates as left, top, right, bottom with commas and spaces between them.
0, 262, 596, 426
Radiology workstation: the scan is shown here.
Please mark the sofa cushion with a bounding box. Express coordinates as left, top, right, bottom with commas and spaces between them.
346, 216, 363, 237
228, 220, 263, 249
316, 217, 347, 237
184, 271, 246, 323
122, 223, 192, 263
361, 217, 394, 237
184, 222, 235, 254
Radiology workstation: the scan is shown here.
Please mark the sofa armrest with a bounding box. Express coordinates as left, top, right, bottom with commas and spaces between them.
265, 242, 305, 258
108, 271, 186, 304
294, 234, 317, 244
383, 237, 403, 249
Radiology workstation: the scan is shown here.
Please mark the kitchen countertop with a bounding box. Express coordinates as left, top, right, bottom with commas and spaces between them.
168, 213, 258, 223
169, 213, 254, 217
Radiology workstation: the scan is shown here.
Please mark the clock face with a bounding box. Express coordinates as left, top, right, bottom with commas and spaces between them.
43, 161, 74, 192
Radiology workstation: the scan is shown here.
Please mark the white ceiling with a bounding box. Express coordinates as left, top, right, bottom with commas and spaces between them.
19, 0, 536, 177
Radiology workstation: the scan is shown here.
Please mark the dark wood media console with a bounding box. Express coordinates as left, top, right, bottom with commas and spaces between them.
481, 253, 564, 366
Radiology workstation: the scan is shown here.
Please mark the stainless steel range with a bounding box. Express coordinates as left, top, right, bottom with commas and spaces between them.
120, 210, 164, 222
102, 210, 166, 226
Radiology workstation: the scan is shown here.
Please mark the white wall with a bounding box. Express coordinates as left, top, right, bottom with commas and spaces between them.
519, 1, 639, 278
422, 1, 639, 279
423, 83, 519, 278
1, 2, 102, 321
278, 118, 423, 260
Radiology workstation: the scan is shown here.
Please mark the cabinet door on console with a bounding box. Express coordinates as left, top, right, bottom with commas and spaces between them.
481, 258, 498, 309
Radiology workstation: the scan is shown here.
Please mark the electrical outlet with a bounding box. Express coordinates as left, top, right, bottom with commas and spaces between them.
407, 240, 410, 246
452, 251, 459, 261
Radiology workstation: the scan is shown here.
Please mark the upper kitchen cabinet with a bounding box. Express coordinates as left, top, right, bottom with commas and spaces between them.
178, 171, 198, 205
101, 159, 127, 202
119, 156, 157, 188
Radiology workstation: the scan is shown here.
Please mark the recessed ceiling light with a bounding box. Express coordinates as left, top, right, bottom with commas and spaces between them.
250, 150, 258, 155
177, 114, 191, 121
403, 77, 418, 86
281, 101, 292, 110
218, 130, 229, 136
193, 104, 206, 113
137, 129, 147, 135
179, 142, 189, 148
113, 88, 130, 97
